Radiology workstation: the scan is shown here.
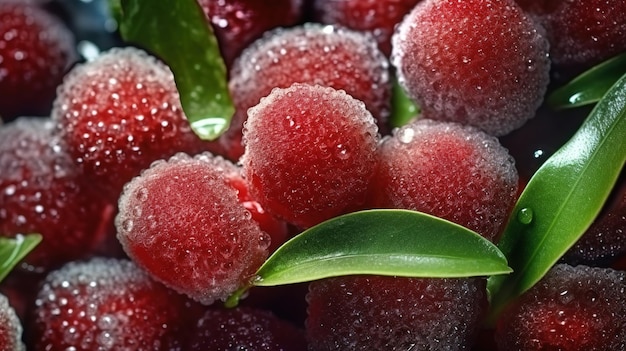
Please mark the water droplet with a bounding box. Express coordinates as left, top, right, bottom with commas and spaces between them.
122, 219, 133, 232
517, 208, 533, 225
398, 127, 415, 144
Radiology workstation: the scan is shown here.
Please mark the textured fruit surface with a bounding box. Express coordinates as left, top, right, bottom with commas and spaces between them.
225, 23, 390, 160
30, 257, 188, 351
197, 0, 303, 67
0, 117, 112, 271
242, 83, 379, 228
495, 264, 626, 351
312, 0, 422, 56
0, 293, 24, 351
52, 46, 218, 198
0, 1, 76, 121
370, 118, 518, 242
186, 306, 307, 350
392, 0, 550, 136
116, 152, 270, 305
306, 275, 488, 350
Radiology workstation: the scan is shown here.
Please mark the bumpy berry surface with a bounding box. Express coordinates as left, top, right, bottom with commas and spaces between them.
370, 119, 518, 242
116, 152, 270, 305
495, 264, 626, 351
0, 1, 76, 121
185, 306, 307, 350
225, 23, 390, 160
312, 0, 422, 56
306, 275, 488, 350
0, 117, 112, 271
52, 46, 219, 198
392, 0, 550, 136
516, 0, 626, 70
242, 83, 379, 228
30, 257, 189, 351
0, 293, 24, 351
197, 0, 303, 68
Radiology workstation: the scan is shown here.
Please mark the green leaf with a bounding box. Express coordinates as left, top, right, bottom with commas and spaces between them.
0, 234, 42, 282
548, 52, 626, 110
117, 0, 233, 140
488, 73, 626, 320
254, 209, 511, 287
391, 78, 420, 128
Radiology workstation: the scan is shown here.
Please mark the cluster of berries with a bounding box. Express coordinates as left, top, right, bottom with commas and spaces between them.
0, 0, 625, 350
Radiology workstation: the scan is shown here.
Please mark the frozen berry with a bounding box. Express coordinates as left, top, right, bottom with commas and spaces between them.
0, 117, 113, 271
312, 0, 422, 56
52, 46, 220, 198
495, 264, 626, 351
516, 0, 626, 71
224, 23, 390, 160
197, 0, 304, 68
0, 292, 25, 351
29, 257, 189, 351
185, 306, 307, 350
370, 119, 518, 242
0, 1, 76, 121
116, 152, 270, 305
306, 275, 488, 350
242, 83, 379, 228
392, 0, 550, 136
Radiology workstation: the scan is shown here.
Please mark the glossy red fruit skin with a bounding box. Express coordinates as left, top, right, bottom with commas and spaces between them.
0, 117, 113, 271
242, 83, 380, 228
0, 293, 24, 351
370, 119, 518, 242
0, 2, 76, 121
29, 257, 189, 351
52, 47, 220, 199
306, 275, 488, 350
495, 264, 626, 351
116, 152, 270, 305
392, 0, 550, 136
197, 0, 304, 68
224, 23, 391, 161
185, 306, 307, 350
312, 0, 422, 56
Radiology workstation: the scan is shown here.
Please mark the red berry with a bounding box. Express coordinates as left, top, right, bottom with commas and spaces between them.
52, 47, 220, 198
312, 0, 422, 56
242, 83, 380, 228
186, 306, 307, 350
495, 264, 626, 351
0, 1, 76, 121
0, 117, 113, 271
29, 257, 190, 351
0, 293, 24, 351
197, 0, 304, 68
224, 23, 390, 160
306, 275, 488, 350
370, 119, 518, 242
392, 0, 550, 136
116, 152, 270, 305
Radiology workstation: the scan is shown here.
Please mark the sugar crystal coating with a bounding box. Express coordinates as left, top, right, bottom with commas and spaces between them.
0, 117, 112, 270
495, 264, 626, 351
392, 0, 550, 136
371, 118, 518, 242
225, 23, 390, 160
306, 275, 488, 350
52, 46, 219, 197
242, 83, 379, 228
0, 293, 25, 351
30, 257, 188, 351
116, 152, 270, 305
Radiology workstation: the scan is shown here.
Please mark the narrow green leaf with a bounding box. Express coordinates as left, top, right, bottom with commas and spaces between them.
254, 209, 511, 287
117, 0, 233, 140
548, 52, 626, 109
391, 78, 420, 128
488, 73, 626, 319
0, 234, 42, 282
